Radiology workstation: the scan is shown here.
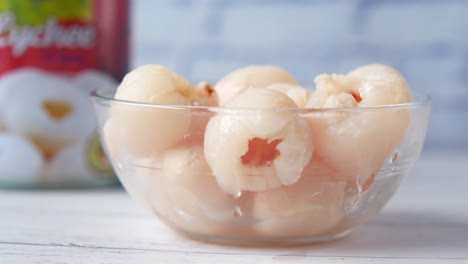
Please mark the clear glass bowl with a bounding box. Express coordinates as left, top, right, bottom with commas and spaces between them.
92, 90, 431, 245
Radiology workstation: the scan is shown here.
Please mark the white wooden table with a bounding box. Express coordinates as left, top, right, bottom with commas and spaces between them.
1, 153, 467, 263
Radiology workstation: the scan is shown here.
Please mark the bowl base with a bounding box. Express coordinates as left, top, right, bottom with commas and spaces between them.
180, 229, 353, 247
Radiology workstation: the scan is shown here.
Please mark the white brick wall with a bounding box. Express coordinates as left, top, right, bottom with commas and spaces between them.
131, 0, 468, 152
365, 4, 468, 45
220, 4, 354, 46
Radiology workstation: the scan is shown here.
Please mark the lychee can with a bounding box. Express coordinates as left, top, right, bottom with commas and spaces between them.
0, 0, 129, 187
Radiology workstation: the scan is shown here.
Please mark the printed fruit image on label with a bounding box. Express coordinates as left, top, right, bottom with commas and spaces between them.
0, 0, 129, 187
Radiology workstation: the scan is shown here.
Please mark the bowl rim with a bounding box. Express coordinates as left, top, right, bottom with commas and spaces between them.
91, 89, 431, 112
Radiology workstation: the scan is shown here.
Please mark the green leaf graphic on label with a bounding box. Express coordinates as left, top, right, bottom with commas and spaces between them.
87, 134, 114, 177
0, 0, 92, 25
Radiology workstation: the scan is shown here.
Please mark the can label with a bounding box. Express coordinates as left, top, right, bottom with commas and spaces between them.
0, 0, 128, 186
0, 1, 98, 73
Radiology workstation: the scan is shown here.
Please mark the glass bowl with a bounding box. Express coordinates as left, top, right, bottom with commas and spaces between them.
92, 89, 430, 245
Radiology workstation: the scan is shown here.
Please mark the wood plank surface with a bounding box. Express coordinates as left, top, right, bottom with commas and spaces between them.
1, 153, 467, 263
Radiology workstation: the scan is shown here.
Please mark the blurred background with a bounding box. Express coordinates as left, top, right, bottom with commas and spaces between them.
131, 0, 468, 154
